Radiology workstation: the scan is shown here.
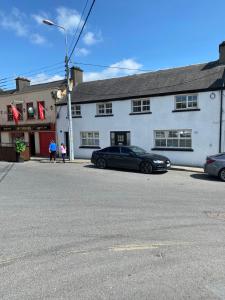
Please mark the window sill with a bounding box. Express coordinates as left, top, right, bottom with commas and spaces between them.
172, 108, 200, 113
151, 147, 194, 152
72, 116, 82, 118
79, 146, 101, 149
129, 112, 152, 115
95, 114, 114, 118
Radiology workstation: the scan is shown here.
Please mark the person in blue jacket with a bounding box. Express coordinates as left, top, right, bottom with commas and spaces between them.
49, 140, 57, 162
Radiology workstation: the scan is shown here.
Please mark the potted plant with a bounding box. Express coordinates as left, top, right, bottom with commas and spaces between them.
15, 139, 26, 162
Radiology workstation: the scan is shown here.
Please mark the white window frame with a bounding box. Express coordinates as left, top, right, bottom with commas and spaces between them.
175, 94, 198, 110
96, 102, 112, 116
71, 104, 81, 117
131, 98, 150, 113
80, 131, 99, 147
154, 129, 192, 149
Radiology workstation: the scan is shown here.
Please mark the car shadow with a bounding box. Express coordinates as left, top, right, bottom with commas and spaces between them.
190, 173, 221, 182
83, 164, 167, 175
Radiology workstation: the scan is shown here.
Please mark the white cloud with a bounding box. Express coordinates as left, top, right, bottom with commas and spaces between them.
75, 48, 90, 57
0, 7, 28, 37
0, 7, 48, 46
31, 73, 64, 85
30, 33, 46, 45
84, 59, 143, 82
83, 31, 102, 45
56, 7, 83, 35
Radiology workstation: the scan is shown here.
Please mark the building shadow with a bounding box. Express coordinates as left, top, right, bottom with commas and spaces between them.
190, 173, 220, 182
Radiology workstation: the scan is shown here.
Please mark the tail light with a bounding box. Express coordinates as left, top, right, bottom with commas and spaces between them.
206, 158, 215, 164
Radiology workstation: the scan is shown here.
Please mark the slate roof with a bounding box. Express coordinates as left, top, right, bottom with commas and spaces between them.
58, 60, 225, 105
0, 79, 66, 96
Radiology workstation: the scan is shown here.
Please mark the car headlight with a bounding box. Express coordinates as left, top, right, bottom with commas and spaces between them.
153, 160, 164, 164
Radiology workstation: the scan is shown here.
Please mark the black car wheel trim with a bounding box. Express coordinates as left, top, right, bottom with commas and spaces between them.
140, 162, 153, 174
219, 168, 225, 182
96, 158, 106, 169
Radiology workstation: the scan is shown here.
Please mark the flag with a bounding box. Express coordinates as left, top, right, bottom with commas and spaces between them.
11, 105, 20, 125
38, 102, 45, 120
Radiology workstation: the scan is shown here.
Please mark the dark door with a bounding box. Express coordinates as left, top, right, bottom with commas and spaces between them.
110, 131, 130, 146
29, 133, 36, 156
64, 132, 69, 158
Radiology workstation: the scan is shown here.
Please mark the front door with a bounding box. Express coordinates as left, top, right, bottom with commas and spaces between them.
29, 133, 36, 156
110, 131, 130, 146
64, 132, 69, 158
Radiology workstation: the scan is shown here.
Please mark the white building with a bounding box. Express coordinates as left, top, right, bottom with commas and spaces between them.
56, 42, 225, 167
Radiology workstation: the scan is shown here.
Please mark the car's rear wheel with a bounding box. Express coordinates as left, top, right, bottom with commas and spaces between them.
96, 158, 107, 169
140, 162, 153, 174
219, 168, 225, 182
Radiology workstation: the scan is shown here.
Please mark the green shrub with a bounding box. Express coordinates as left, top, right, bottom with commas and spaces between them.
15, 139, 26, 153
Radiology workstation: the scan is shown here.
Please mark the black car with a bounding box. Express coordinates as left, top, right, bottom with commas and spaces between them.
91, 146, 171, 173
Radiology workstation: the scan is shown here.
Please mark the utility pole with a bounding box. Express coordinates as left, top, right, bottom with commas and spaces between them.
43, 19, 74, 160
65, 54, 74, 160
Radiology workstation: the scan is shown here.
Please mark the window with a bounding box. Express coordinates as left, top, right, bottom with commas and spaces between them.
7, 105, 13, 121
96, 102, 112, 115
107, 147, 120, 153
16, 104, 23, 120
80, 131, 99, 147
71, 104, 81, 117
175, 95, 198, 110
154, 130, 192, 149
27, 102, 35, 119
132, 99, 150, 113
37, 101, 45, 119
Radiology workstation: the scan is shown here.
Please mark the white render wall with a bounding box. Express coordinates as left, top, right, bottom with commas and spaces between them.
56, 91, 225, 166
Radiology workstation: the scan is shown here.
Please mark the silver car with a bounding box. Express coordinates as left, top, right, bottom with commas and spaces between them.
204, 153, 225, 181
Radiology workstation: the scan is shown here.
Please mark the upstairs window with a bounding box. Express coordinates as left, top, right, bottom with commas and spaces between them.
7, 105, 13, 121
175, 95, 198, 110
96, 102, 112, 116
154, 130, 192, 149
132, 99, 150, 113
37, 101, 45, 120
27, 102, 35, 119
16, 104, 23, 120
71, 104, 81, 117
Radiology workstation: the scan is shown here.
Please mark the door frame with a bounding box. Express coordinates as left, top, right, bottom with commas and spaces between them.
110, 131, 131, 146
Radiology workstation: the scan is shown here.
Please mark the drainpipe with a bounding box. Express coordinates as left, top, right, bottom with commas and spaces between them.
219, 83, 224, 153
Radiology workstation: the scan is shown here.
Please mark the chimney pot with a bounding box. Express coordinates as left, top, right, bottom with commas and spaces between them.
15, 77, 30, 91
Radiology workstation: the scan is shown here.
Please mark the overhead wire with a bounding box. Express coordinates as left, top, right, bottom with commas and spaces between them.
68, 0, 90, 54
68, 0, 96, 61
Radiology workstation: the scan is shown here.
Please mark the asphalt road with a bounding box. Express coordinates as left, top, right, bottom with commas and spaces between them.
1, 161, 225, 300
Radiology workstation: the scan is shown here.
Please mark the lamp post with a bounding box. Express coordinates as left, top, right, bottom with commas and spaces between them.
43, 19, 74, 160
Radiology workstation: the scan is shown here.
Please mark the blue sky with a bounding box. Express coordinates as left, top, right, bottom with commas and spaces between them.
1, 0, 225, 89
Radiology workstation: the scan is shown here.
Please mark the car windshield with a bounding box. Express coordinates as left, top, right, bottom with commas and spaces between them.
130, 146, 147, 154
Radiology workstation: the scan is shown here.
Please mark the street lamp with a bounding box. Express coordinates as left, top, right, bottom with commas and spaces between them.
43, 19, 74, 161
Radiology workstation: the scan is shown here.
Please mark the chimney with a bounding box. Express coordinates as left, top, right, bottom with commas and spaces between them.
70, 66, 83, 87
219, 41, 225, 64
15, 77, 30, 91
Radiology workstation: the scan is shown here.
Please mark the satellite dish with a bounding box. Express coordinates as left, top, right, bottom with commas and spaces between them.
57, 90, 62, 99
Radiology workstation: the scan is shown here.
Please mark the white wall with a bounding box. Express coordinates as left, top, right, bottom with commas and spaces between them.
56, 91, 225, 166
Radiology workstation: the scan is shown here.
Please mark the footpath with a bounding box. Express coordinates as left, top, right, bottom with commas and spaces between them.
30, 157, 204, 173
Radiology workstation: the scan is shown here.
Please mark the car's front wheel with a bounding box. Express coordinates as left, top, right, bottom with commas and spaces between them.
96, 158, 107, 169
140, 161, 153, 174
219, 168, 225, 182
